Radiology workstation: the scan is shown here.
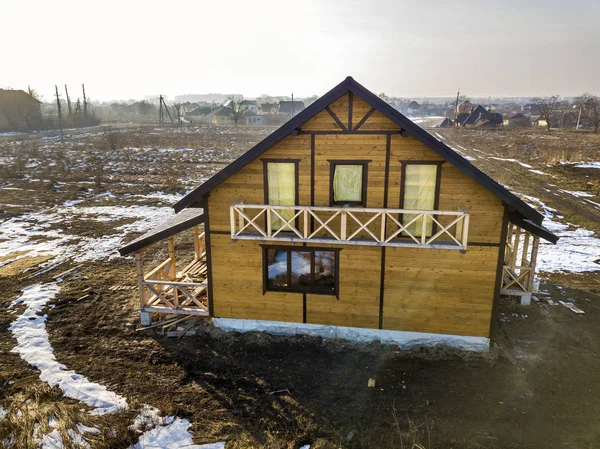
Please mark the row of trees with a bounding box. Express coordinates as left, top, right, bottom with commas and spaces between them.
533, 93, 600, 132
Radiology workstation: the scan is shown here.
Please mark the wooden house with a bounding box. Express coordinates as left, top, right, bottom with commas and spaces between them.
119, 77, 558, 351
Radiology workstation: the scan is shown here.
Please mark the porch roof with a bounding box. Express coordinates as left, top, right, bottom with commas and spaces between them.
118, 208, 204, 255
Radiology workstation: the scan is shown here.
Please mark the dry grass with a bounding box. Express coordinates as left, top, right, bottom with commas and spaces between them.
0, 381, 139, 449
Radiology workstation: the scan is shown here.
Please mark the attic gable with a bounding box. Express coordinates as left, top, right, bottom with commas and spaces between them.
173, 77, 545, 231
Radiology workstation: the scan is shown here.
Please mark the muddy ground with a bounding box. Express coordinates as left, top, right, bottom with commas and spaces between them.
1, 125, 600, 448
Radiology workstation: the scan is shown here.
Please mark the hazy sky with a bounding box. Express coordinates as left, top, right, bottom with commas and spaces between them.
4, 0, 599, 102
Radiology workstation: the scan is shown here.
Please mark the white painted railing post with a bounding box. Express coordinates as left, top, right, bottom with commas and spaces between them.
380, 212, 386, 243
303, 209, 308, 238
230, 205, 236, 238
421, 213, 427, 244
266, 206, 272, 237
461, 214, 470, 248
340, 206, 347, 241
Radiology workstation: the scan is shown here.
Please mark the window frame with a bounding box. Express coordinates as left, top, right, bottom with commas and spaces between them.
261, 158, 301, 230
261, 245, 341, 299
398, 160, 445, 237
328, 159, 371, 207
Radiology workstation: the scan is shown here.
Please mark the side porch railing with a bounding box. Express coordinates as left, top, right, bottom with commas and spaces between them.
500, 224, 540, 300
135, 230, 209, 317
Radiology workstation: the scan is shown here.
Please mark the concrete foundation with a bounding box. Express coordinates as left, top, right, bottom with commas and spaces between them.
212, 317, 490, 352
140, 311, 152, 326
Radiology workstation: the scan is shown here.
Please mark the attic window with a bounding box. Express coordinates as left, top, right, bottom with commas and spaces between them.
329, 160, 370, 207
263, 246, 340, 298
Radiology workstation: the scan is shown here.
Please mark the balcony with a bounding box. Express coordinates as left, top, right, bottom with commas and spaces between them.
230, 204, 470, 250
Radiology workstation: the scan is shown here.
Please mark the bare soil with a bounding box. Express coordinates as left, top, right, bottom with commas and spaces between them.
1, 125, 600, 448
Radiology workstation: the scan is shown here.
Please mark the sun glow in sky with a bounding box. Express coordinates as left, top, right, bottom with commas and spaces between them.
4, 0, 599, 101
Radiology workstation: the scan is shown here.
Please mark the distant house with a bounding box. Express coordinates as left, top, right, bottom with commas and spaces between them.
533, 115, 559, 129
458, 101, 473, 114
438, 117, 454, 128
185, 106, 215, 123
407, 101, 420, 115
211, 107, 234, 126
504, 112, 531, 128
245, 115, 265, 126
522, 103, 537, 112
461, 105, 503, 129
261, 103, 278, 114
0, 89, 42, 132
278, 100, 305, 116
240, 100, 258, 113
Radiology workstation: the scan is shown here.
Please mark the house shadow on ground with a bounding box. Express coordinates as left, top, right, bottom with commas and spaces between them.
153, 279, 600, 448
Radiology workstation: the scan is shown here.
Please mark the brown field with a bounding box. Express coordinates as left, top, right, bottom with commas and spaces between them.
0, 125, 599, 448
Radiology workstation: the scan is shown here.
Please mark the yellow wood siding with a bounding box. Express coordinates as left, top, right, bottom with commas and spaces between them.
206, 91, 505, 338
210, 233, 304, 322
383, 246, 498, 337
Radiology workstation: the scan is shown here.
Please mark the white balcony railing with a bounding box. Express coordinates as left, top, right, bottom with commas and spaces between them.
230, 203, 470, 250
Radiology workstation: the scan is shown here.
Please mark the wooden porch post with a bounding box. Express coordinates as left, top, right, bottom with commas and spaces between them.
135, 249, 152, 325
168, 236, 178, 307
528, 236, 540, 292
510, 227, 521, 267
193, 226, 201, 260
168, 236, 177, 279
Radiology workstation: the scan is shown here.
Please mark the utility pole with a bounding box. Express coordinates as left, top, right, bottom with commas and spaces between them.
291, 91, 294, 117
65, 85, 72, 117
55, 85, 63, 140
159, 95, 163, 126
454, 88, 460, 128
576, 104, 582, 130
82, 84, 88, 117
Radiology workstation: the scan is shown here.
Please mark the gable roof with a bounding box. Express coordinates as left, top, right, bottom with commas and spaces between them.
278, 101, 305, 114
173, 76, 549, 238
439, 117, 454, 127
0, 89, 42, 105
118, 208, 204, 255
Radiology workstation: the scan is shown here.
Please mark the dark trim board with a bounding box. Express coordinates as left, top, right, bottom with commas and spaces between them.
490, 207, 510, 340
378, 246, 386, 329
325, 105, 347, 131
202, 195, 215, 317
297, 130, 403, 135
173, 76, 554, 243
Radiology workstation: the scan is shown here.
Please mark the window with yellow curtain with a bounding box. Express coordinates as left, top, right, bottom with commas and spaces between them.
267, 162, 296, 230
330, 161, 369, 206
402, 164, 439, 237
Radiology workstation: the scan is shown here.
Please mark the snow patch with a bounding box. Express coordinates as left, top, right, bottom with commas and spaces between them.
520, 194, 600, 273
9, 284, 129, 415
574, 162, 600, 169
129, 418, 226, 449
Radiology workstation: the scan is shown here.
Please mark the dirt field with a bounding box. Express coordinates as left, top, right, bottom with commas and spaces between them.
1, 125, 600, 448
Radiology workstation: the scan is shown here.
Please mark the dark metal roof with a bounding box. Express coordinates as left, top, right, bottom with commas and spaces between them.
118, 208, 204, 255
173, 76, 554, 242
508, 213, 559, 244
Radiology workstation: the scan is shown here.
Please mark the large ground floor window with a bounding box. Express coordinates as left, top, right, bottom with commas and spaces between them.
262, 246, 340, 298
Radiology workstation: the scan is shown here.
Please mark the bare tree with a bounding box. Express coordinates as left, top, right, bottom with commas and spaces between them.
88, 154, 105, 188
227, 95, 246, 126
574, 93, 593, 129
587, 97, 600, 133
533, 95, 559, 131
171, 103, 183, 126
